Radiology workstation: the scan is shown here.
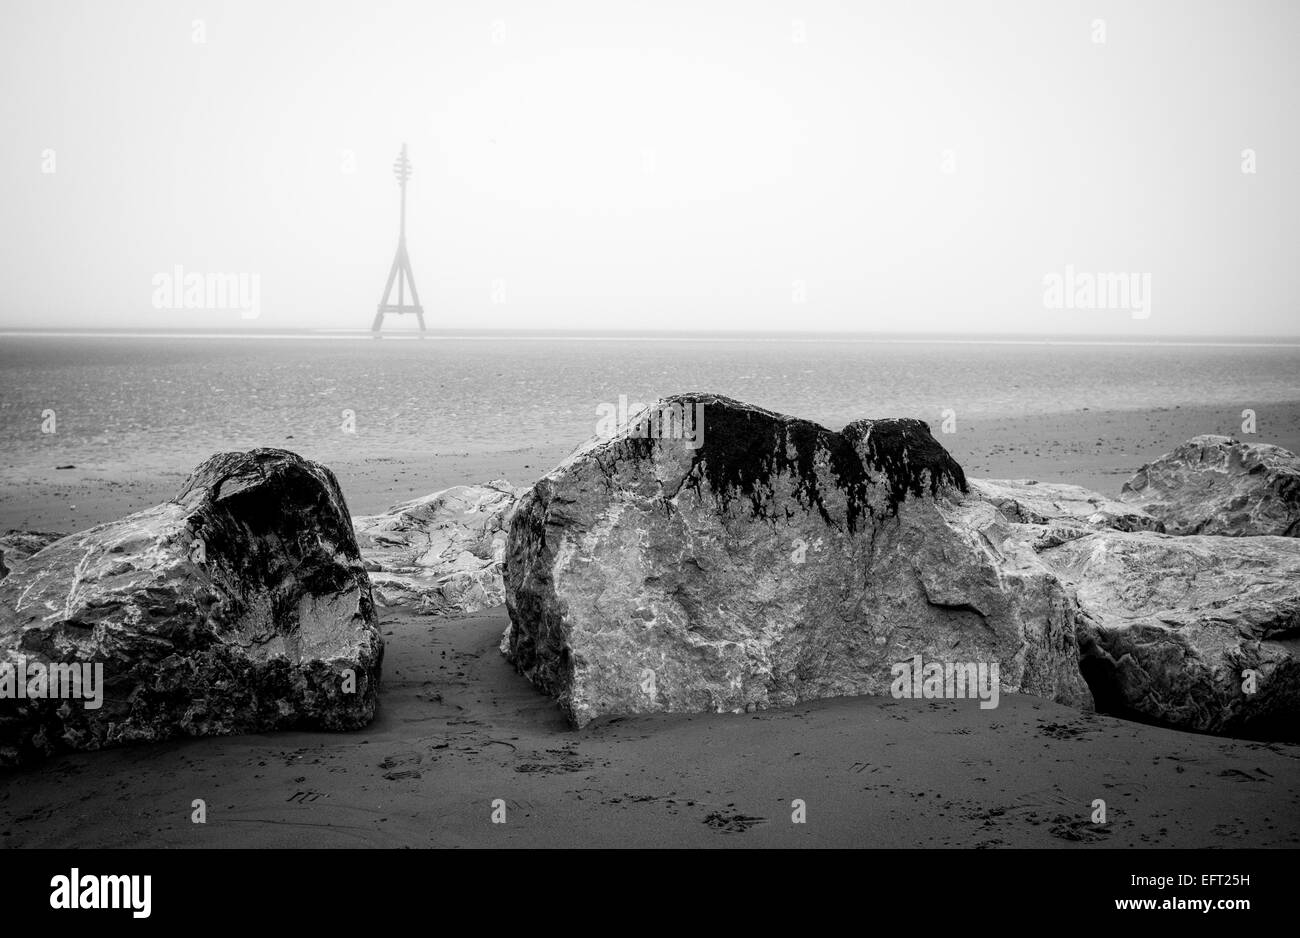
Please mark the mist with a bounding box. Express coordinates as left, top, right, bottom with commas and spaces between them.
2, 0, 1296, 336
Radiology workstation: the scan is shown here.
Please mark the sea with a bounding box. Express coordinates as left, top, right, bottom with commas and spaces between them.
1, 331, 1298, 475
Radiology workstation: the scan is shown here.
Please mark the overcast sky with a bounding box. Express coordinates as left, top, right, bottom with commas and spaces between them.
2, 0, 1296, 335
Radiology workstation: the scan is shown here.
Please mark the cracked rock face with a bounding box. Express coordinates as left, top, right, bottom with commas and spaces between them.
353, 480, 518, 615
1033, 529, 1300, 740
0, 448, 383, 768
1119, 435, 1300, 536
503, 394, 1093, 727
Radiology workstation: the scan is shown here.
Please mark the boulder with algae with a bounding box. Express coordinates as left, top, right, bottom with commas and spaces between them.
503, 394, 1093, 727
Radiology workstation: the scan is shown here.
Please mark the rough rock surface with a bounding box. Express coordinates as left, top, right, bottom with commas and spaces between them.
1030, 528, 1300, 740
971, 479, 1164, 533
353, 481, 518, 615
1119, 435, 1300, 536
0, 531, 67, 581
0, 449, 383, 768
503, 394, 1093, 727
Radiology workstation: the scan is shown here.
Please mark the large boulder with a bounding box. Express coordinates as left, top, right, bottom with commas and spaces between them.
1032, 528, 1300, 740
970, 479, 1164, 533
0, 448, 383, 768
1119, 435, 1300, 536
503, 394, 1093, 727
353, 480, 518, 616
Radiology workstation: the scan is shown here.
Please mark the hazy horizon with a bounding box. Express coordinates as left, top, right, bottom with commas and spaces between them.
3, 325, 1300, 343
3, 0, 1297, 336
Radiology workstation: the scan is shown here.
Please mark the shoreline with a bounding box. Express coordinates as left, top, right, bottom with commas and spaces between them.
4, 401, 1297, 533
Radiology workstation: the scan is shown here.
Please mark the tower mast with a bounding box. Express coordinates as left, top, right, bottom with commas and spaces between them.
371, 143, 426, 335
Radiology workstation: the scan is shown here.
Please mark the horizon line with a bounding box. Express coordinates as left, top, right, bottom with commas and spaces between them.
2, 327, 1299, 348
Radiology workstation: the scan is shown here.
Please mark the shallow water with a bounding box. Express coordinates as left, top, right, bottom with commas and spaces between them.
1, 335, 1297, 473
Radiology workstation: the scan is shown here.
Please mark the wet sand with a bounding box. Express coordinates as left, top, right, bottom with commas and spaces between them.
4, 402, 1298, 533
2, 606, 1297, 848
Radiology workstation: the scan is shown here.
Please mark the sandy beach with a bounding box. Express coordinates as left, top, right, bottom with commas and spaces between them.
7, 1, 1300, 915
3, 337, 1299, 849
3, 409, 1300, 849
4, 605, 1297, 849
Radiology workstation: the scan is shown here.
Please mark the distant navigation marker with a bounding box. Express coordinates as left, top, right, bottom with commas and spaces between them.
371, 143, 425, 335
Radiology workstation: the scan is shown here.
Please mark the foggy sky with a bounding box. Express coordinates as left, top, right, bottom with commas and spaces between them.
2, 0, 1296, 335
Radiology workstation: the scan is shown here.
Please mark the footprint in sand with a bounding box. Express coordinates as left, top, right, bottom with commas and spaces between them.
514, 747, 592, 775
848, 762, 881, 775
379, 751, 423, 781
286, 790, 327, 804
1037, 720, 1092, 740
1048, 815, 1112, 843
703, 811, 767, 833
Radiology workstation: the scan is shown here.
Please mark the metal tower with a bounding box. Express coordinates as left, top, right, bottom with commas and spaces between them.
371, 143, 425, 334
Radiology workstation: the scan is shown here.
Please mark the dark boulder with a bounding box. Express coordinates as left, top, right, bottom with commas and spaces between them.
0, 449, 382, 768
